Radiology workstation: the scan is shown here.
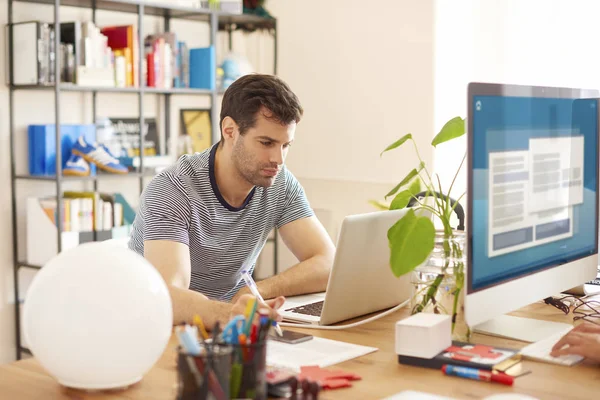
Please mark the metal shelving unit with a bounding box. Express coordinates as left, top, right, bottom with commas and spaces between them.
9, 0, 278, 360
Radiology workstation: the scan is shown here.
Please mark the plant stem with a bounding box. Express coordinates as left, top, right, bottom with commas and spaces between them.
447, 153, 466, 203
411, 203, 443, 219
412, 273, 444, 314
411, 138, 445, 214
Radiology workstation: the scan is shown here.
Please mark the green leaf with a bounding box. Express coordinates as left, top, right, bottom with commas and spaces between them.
387, 209, 435, 277
381, 134, 412, 156
385, 162, 425, 199
390, 178, 422, 210
408, 178, 421, 196
368, 200, 390, 210
431, 117, 465, 147
390, 190, 412, 210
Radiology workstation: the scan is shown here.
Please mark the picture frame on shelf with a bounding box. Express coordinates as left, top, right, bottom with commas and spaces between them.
179, 108, 212, 156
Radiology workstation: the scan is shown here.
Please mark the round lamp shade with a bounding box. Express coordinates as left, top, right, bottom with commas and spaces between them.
23, 242, 173, 390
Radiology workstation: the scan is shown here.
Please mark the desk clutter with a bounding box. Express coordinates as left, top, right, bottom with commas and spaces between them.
175, 297, 375, 399
395, 313, 531, 388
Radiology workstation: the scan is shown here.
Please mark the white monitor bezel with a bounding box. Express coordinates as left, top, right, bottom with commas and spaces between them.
465, 82, 599, 327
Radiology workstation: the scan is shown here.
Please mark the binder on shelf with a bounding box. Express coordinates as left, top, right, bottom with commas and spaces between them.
26, 193, 134, 267
28, 124, 97, 176
58, 22, 81, 83
6, 21, 51, 86
189, 45, 215, 90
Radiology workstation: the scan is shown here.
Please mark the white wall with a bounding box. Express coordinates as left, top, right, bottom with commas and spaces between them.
433, 0, 600, 201
267, 0, 435, 185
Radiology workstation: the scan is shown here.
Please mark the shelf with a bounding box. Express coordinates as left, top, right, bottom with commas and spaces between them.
218, 13, 276, 31
145, 87, 213, 95
14, 172, 156, 181
13, 0, 275, 27
18, 262, 42, 270
11, 84, 213, 95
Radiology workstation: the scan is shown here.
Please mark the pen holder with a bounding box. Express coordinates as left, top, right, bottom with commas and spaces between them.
230, 339, 268, 400
176, 345, 232, 400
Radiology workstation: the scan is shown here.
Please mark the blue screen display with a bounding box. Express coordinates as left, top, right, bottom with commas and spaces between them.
470, 95, 598, 291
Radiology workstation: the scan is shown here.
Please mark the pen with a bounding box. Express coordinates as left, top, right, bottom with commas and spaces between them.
442, 364, 514, 386
240, 270, 283, 337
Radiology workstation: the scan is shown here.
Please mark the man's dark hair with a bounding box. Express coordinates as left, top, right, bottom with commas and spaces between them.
219, 74, 303, 143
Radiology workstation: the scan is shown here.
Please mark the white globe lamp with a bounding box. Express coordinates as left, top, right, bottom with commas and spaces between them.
23, 242, 173, 390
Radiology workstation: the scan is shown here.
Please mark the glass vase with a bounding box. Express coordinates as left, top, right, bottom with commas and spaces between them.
410, 230, 471, 342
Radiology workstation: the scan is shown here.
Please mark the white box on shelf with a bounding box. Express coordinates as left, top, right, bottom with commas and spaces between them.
26, 197, 80, 266
75, 66, 115, 87
395, 313, 451, 359
26, 197, 132, 266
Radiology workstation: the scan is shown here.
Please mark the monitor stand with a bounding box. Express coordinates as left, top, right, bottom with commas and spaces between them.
473, 315, 573, 343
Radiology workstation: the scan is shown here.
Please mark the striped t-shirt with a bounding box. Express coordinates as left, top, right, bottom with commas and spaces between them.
128, 143, 314, 301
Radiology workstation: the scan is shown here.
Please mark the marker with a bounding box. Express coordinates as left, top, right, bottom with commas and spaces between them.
240, 270, 283, 337
442, 365, 514, 386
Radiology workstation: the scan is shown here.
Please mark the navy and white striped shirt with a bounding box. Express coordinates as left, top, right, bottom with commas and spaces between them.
128, 143, 314, 301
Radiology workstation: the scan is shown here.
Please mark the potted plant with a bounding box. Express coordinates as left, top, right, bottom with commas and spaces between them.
376, 116, 470, 341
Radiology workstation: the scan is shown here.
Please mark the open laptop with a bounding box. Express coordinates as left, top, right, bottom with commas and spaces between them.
280, 209, 417, 325
565, 268, 600, 296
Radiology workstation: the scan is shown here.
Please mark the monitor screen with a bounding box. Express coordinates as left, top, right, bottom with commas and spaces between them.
469, 94, 598, 292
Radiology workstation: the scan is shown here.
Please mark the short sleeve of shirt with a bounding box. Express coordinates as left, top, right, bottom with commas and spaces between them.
276, 169, 315, 229
142, 175, 191, 246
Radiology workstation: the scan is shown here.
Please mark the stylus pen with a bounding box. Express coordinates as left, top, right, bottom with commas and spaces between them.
240, 270, 284, 336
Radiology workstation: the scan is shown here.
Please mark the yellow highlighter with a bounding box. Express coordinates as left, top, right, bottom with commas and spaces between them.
243, 297, 258, 336
193, 314, 209, 341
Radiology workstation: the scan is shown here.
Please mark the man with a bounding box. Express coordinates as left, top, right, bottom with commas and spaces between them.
128, 74, 335, 327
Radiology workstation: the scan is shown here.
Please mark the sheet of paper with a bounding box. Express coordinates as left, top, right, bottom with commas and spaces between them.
266, 336, 377, 372
382, 391, 456, 400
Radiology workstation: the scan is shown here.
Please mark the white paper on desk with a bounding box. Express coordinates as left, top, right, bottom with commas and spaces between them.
382, 391, 456, 400
266, 336, 377, 372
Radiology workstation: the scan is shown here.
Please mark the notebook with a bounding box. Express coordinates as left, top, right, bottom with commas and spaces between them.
266, 337, 377, 372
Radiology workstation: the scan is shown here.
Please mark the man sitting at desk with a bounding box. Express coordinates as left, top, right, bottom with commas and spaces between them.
128, 74, 335, 327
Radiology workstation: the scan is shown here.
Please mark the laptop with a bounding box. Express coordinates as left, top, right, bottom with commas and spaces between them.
564, 268, 600, 296
280, 209, 416, 325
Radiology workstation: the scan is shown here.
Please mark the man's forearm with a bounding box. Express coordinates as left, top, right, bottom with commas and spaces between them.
253, 254, 332, 300
168, 285, 232, 328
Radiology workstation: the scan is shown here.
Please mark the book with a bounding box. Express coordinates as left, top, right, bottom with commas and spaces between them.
108, 117, 162, 156
189, 46, 215, 90
397, 341, 520, 371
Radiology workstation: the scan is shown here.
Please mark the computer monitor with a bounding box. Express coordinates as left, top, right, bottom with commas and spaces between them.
465, 82, 599, 340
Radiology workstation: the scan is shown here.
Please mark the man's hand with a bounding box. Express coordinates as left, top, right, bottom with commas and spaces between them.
550, 322, 600, 362
231, 286, 252, 304
230, 294, 286, 322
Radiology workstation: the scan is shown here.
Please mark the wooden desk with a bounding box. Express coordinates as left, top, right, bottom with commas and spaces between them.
1, 302, 598, 400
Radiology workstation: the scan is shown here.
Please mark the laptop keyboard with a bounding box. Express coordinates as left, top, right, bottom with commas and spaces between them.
587, 269, 600, 286
285, 301, 324, 316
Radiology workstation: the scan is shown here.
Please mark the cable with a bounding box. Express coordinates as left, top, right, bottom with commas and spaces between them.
279, 298, 411, 330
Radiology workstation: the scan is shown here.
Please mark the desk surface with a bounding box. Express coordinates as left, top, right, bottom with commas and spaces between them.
1, 302, 598, 400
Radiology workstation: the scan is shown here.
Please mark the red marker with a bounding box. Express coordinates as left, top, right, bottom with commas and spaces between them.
442, 364, 514, 386
250, 323, 258, 343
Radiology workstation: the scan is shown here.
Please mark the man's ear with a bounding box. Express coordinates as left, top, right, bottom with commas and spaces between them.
221, 117, 238, 143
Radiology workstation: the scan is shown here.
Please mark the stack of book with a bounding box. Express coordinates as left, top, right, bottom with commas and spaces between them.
144, 32, 188, 89
27, 191, 136, 266
38, 192, 127, 233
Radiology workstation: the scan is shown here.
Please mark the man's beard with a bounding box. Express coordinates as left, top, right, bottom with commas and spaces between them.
231, 140, 279, 187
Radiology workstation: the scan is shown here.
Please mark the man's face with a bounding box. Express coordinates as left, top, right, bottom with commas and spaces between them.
231, 110, 296, 187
